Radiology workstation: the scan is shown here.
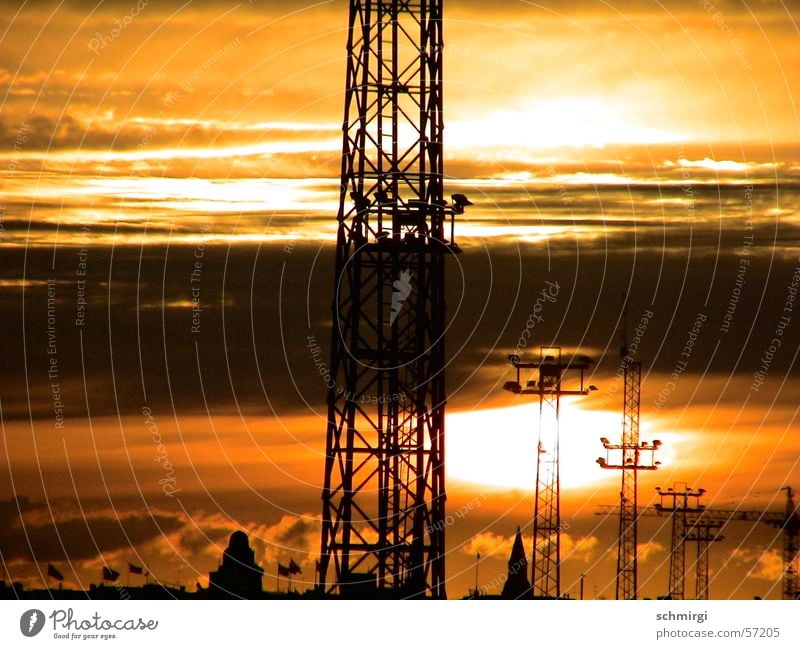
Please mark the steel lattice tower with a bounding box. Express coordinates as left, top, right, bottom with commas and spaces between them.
655, 483, 705, 600
600, 485, 800, 600
318, 0, 466, 599
505, 348, 595, 598
616, 360, 642, 599
597, 358, 660, 600
687, 520, 723, 600
780, 486, 799, 600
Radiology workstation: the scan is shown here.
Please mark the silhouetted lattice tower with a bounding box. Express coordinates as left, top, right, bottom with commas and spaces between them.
597, 308, 660, 600
602, 486, 799, 600
505, 348, 596, 598
318, 0, 467, 599
655, 483, 705, 600
686, 520, 723, 600
780, 486, 799, 600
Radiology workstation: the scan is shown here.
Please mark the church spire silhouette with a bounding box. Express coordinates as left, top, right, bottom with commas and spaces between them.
501, 527, 532, 599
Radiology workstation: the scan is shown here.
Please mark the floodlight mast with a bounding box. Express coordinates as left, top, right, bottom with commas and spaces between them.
655, 483, 706, 600
504, 347, 596, 598
596, 310, 660, 600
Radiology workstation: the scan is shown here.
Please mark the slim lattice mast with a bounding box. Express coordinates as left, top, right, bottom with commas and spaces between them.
687, 520, 723, 600
597, 308, 660, 600
655, 483, 705, 600
599, 486, 799, 600
505, 348, 595, 598
318, 0, 466, 599
780, 486, 799, 600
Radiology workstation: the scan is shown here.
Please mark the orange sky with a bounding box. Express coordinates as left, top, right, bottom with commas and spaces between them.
1, 1, 799, 167
1, 0, 799, 600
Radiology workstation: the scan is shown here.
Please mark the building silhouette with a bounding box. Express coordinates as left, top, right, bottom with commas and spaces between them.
208, 531, 264, 599
501, 527, 532, 599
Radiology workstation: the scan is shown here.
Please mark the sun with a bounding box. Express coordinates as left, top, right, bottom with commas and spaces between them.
448, 97, 684, 151
447, 401, 671, 490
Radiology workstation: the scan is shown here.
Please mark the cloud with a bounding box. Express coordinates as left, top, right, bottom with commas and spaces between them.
0, 112, 339, 152
748, 549, 784, 582
461, 531, 514, 558
730, 547, 784, 583
637, 540, 665, 562
7, 0, 790, 16
561, 533, 599, 564
0, 497, 183, 563
462, 529, 598, 564
2, 0, 798, 151
274, 516, 313, 546
0, 497, 323, 589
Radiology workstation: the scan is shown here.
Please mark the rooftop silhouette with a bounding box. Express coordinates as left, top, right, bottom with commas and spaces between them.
208, 531, 264, 599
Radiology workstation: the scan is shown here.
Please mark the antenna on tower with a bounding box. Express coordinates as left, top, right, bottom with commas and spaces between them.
620, 291, 629, 359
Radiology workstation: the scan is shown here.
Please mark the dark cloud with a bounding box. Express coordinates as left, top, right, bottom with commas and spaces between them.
0, 166, 797, 424
0, 110, 339, 152
275, 517, 312, 547
179, 526, 231, 555
0, 498, 184, 562
0, 0, 791, 14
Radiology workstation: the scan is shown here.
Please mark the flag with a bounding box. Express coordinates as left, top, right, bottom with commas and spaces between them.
288, 558, 302, 575
102, 567, 120, 582
128, 563, 144, 575
47, 563, 64, 581
277, 564, 290, 577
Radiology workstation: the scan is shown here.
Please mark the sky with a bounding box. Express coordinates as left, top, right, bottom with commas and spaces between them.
1, 0, 799, 600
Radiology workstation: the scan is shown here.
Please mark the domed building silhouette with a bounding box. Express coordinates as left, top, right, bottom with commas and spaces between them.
208, 531, 264, 599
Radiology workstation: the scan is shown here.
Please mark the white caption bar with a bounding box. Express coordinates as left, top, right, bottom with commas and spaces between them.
1, 600, 798, 648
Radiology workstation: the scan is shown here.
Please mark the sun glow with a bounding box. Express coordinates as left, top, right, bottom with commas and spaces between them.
449, 98, 684, 151
447, 402, 675, 490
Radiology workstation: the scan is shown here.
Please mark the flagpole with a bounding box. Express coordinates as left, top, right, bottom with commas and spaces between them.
276, 566, 279, 593
474, 552, 478, 594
